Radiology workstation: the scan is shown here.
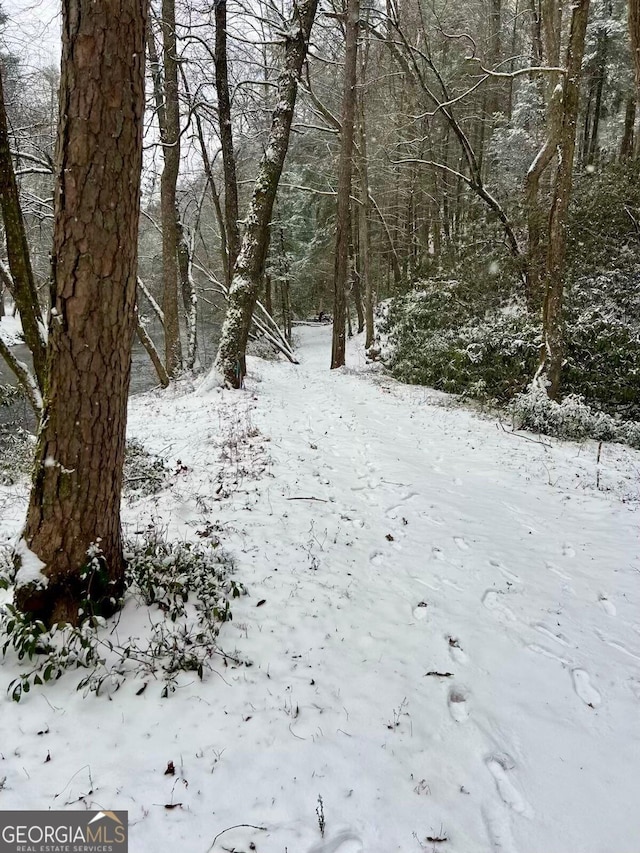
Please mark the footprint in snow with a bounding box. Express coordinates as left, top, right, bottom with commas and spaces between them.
533, 623, 571, 647
595, 630, 640, 662
489, 559, 522, 584
370, 551, 384, 566
482, 804, 519, 853
448, 687, 470, 722
546, 561, 572, 581
598, 594, 616, 616
454, 536, 470, 551
526, 643, 571, 667
562, 543, 576, 558
448, 637, 468, 665
482, 590, 516, 622
413, 601, 429, 620
308, 833, 363, 853
441, 577, 464, 592
486, 755, 533, 818
571, 668, 601, 708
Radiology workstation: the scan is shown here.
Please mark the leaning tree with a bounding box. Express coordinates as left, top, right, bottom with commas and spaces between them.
14, 0, 148, 626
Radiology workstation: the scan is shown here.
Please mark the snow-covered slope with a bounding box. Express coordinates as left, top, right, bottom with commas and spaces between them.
1, 326, 639, 853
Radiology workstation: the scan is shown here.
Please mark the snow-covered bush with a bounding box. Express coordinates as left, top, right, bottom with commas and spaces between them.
382, 263, 640, 429
0, 531, 247, 700
511, 384, 640, 448
564, 269, 640, 420
381, 282, 539, 402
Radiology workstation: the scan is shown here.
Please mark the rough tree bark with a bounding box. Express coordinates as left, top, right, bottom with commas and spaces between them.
15, 0, 147, 626
331, 0, 360, 369
214, 0, 318, 387
0, 62, 47, 389
536, 0, 590, 399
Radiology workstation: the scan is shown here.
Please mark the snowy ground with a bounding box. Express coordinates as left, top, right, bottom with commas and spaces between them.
1, 326, 639, 853
0, 313, 24, 348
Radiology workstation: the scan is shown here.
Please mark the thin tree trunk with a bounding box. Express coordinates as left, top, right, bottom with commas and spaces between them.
358, 121, 374, 347
331, 0, 359, 369
265, 273, 273, 316
0, 330, 41, 413
215, 0, 240, 283
136, 308, 170, 388
177, 217, 198, 370
16, 0, 147, 626
620, 95, 636, 159
181, 67, 230, 286
629, 0, 640, 99
0, 62, 46, 388
537, 0, 590, 399
214, 0, 318, 387
160, 0, 182, 376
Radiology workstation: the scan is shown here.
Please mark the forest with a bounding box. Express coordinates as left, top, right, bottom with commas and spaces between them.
0, 0, 638, 851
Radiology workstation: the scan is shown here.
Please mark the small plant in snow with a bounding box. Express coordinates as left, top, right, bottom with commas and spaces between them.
123, 438, 169, 497
0, 424, 35, 485
0, 530, 247, 701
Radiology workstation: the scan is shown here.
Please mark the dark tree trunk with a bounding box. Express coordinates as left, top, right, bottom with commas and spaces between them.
620, 95, 636, 160
629, 0, 640, 98
358, 126, 374, 347
159, 0, 182, 376
331, 0, 359, 369
214, 0, 318, 387
0, 62, 46, 388
537, 0, 590, 399
215, 0, 240, 283
16, 0, 147, 626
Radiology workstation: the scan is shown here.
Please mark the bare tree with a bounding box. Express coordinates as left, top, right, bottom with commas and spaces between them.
214, 0, 319, 387
331, 0, 360, 369
0, 62, 46, 389
536, 0, 590, 398
215, 0, 241, 284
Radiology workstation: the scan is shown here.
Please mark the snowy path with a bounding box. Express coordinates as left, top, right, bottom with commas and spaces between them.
1, 326, 639, 852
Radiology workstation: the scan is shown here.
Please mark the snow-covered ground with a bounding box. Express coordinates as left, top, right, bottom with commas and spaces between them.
1, 326, 639, 853
0, 313, 24, 347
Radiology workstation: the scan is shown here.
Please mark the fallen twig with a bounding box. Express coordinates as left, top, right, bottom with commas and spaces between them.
205, 823, 268, 853
286, 496, 329, 502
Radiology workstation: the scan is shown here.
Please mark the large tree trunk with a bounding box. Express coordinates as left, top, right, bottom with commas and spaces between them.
214, 0, 318, 387
0, 62, 47, 388
537, 0, 590, 399
215, 0, 240, 284
331, 0, 360, 369
160, 0, 182, 376
15, 0, 147, 626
